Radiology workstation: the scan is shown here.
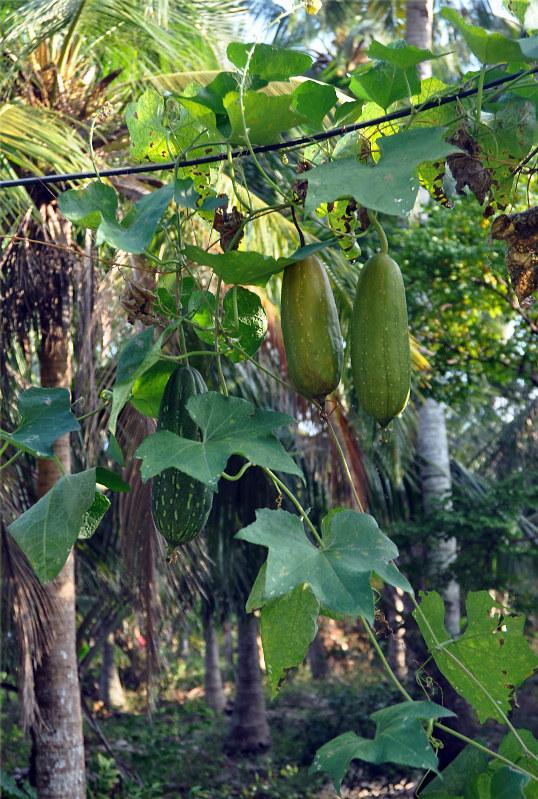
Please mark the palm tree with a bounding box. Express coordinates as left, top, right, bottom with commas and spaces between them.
0, 2, 257, 795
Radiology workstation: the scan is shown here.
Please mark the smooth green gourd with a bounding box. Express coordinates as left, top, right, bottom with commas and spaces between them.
281, 255, 344, 401
351, 252, 411, 429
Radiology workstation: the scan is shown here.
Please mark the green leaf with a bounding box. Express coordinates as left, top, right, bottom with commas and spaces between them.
350, 59, 421, 109
519, 36, 538, 58
441, 8, 528, 63
236, 508, 411, 623
2, 387, 80, 458
465, 773, 492, 799
490, 767, 529, 799
191, 287, 268, 362
8, 469, 98, 584
291, 81, 337, 127
480, 94, 535, 211
506, 0, 529, 25
413, 591, 537, 723
246, 561, 268, 612
174, 176, 200, 210
367, 38, 443, 68
107, 433, 125, 467
109, 324, 179, 434
183, 244, 284, 286
421, 742, 490, 797
126, 88, 178, 162
131, 361, 179, 418
496, 730, 538, 799
135, 392, 302, 490
260, 584, 320, 696
304, 128, 461, 217
309, 701, 456, 793
224, 90, 308, 145
226, 42, 312, 80
78, 492, 111, 540
95, 467, 131, 493
59, 181, 174, 254
182, 241, 335, 287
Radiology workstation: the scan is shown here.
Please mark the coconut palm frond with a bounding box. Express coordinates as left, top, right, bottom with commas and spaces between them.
1, 524, 59, 730
0, 103, 90, 175
2, 0, 248, 83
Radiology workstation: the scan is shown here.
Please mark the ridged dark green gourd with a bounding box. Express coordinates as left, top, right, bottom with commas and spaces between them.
281, 255, 344, 400
351, 252, 411, 429
151, 366, 213, 546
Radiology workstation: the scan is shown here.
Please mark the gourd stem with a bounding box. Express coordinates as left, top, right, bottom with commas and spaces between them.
262, 468, 324, 548
323, 410, 365, 513
221, 462, 253, 481
0, 450, 23, 473
76, 399, 110, 422
433, 723, 538, 785
367, 209, 389, 254
291, 205, 306, 248
360, 616, 413, 702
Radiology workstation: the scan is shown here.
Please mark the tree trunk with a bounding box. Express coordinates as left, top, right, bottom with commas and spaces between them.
405, 0, 434, 79
33, 404, 85, 797
32, 209, 86, 798
417, 398, 460, 636
202, 606, 226, 713
99, 631, 125, 711
307, 629, 330, 680
224, 611, 270, 754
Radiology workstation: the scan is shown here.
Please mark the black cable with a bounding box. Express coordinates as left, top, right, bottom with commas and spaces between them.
0, 67, 535, 190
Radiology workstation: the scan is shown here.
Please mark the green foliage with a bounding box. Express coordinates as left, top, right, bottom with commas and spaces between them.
136, 392, 302, 489
310, 701, 456, 792
388, 198, 538, 403
413, 591, 537, 723
1, 387, 80, 458
238, 508, 411, 623
303, 129, 461, 217
58, 182, 174, 254
420, 729, 538, 799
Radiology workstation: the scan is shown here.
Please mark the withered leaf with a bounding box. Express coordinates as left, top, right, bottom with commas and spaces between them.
213, 197, 245, 252
491, 206, 538, 304
446, 126, 492, 206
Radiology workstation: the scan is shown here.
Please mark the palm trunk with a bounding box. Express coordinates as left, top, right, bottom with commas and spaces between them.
307, 629, 330, 680
405, 0, 434, 80
99, 631, 125, 711
32, 209, 86, 798
202, 604, 226, 713
224, 611, 270, 754
417, 399, 460, 636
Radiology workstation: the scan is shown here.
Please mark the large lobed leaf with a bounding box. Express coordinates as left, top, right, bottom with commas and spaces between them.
236, 507, 411, 624
2, 387, 80, 458
304, 128, 461, 217
309, 701, 456, 793
413, 591, 537, 723
136, 392, 302, 489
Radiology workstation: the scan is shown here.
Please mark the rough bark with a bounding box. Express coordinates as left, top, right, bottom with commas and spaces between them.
405, 0, 434, 79
224, 611, 271, 754
417, 398, 460, 636
99, 631, 125, 710
203, 609, 226, 713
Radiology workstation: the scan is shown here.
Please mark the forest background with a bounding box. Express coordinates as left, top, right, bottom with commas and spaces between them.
0, 1, 537, 798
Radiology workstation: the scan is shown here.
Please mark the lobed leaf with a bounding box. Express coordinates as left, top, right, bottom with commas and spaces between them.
2, 387, 80, 458
413, 591, 537, 723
